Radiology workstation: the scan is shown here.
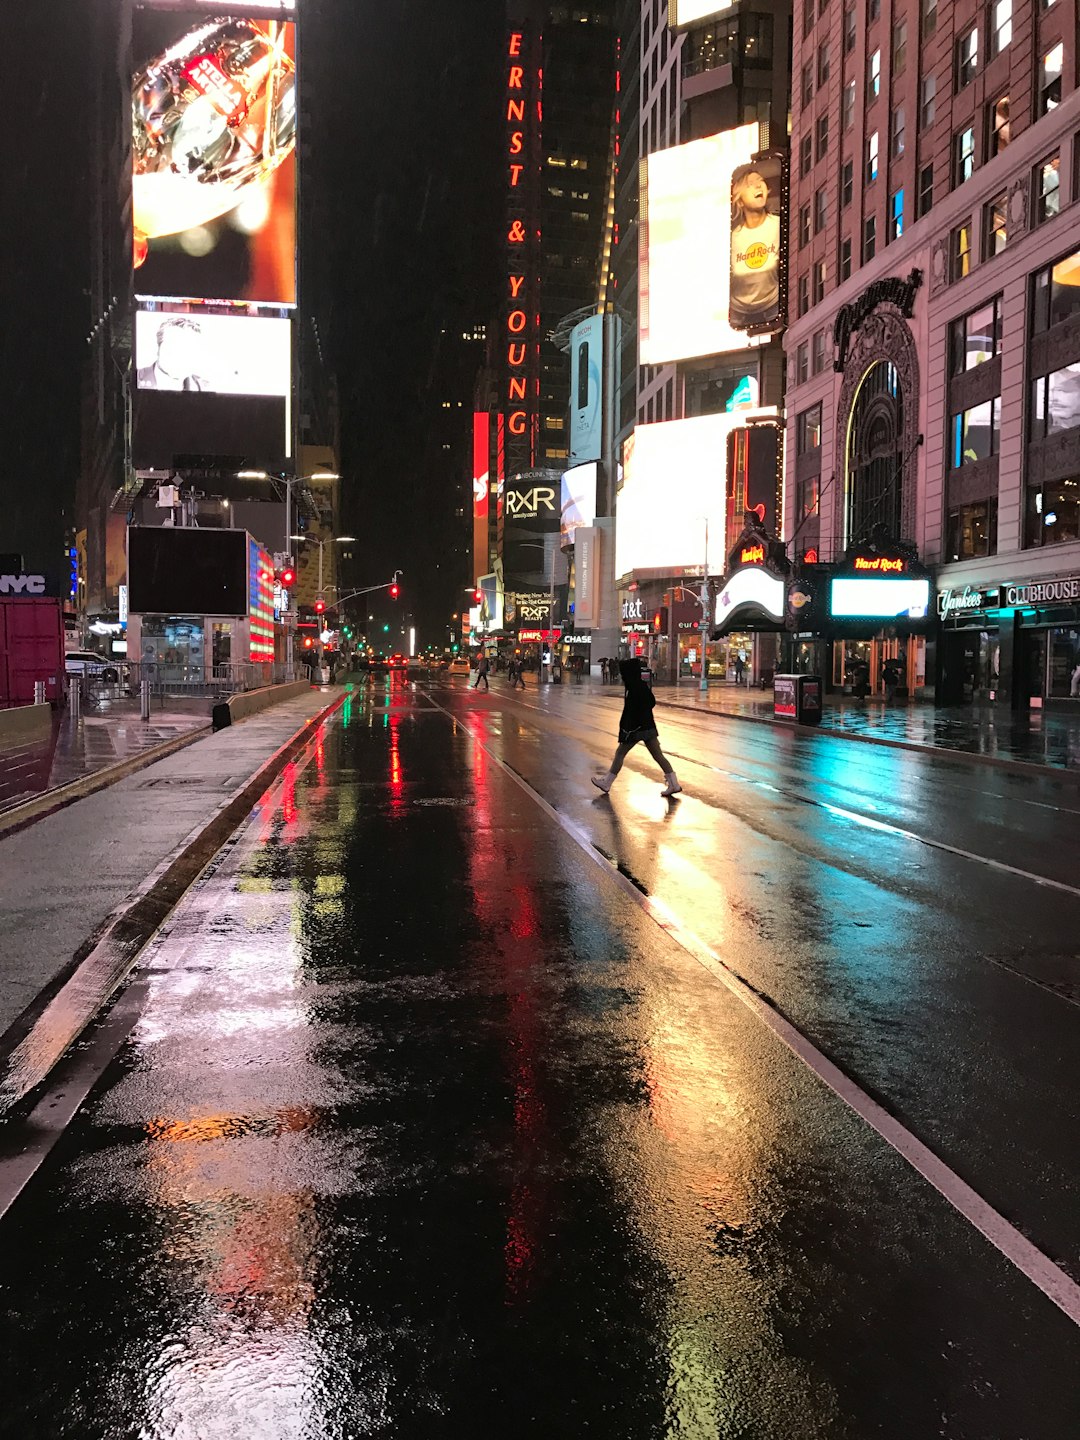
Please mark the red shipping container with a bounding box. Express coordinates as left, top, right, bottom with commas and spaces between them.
0, 598, 66, 709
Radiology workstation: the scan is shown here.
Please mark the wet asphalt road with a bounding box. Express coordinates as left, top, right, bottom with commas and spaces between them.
1, 675, 1079, 1438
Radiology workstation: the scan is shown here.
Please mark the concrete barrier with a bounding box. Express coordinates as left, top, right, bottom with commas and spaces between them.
212, 680, 313, 731
0, 703, 52, 754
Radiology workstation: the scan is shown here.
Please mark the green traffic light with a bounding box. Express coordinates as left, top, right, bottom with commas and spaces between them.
383, 624, 390, 633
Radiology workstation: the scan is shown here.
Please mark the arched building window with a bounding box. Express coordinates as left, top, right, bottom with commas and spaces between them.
846, 360, 902, 542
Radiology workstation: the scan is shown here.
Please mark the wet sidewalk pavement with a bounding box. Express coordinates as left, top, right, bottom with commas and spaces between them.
0, 697, 209, 814
642, 680, 1080, 772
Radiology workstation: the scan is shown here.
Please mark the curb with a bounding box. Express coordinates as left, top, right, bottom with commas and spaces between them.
0, 722, 212, 840
0, 691, 346, 1120
655, 697, 1080, 786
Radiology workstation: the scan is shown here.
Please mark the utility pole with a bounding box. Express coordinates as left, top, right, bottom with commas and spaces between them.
699, 519, 710, 693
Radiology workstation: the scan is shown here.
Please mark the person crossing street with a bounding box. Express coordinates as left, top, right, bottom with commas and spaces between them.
592, 658, 682, 798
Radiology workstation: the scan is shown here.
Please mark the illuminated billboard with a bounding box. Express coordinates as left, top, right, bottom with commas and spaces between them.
248, 538, 275, 661
561, 462, 598, 545
668, 1, 736, 26
830, 578, 931, 619
132, 11, 297, 305
135, 308, 291, 396
569, 314, 603, 465
616, 410, 776, 579
640, 127, 784, 363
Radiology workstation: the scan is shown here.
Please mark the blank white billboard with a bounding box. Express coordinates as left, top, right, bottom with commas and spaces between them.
616, 410, 776, 578
668, 1, 737, 26
640, 125, 770, 364
561, 462, 598, 544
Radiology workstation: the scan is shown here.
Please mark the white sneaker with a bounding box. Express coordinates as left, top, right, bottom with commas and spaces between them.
661, 773, 682, 797
591, 775, 613, 794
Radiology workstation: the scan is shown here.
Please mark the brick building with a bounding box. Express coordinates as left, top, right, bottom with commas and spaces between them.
786, 0, 1080, 705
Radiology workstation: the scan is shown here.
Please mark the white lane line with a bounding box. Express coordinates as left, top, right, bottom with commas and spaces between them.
443, 688, 1080, 896
425, 695, 1080, 1331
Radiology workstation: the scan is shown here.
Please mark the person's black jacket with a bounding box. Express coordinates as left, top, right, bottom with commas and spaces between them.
618, 658, 657, 741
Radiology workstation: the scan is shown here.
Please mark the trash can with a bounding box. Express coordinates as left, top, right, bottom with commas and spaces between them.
774, 674, 823, 726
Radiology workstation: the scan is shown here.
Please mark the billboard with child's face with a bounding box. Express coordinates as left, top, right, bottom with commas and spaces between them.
729, 152, 784, 334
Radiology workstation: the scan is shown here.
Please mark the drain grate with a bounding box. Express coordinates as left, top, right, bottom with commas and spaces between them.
137, 775, 239, 789
412, 797, 475, 808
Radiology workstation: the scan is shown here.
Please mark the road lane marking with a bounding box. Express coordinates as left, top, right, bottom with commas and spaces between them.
435, 686, 1080, 896
426, 695, 1080, 1331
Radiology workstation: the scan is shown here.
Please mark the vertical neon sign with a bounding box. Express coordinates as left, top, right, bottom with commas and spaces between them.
505, 24, 540, 476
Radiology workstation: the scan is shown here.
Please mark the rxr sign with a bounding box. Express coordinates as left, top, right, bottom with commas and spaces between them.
0, 573, 47, 595
505, 486, 556, 517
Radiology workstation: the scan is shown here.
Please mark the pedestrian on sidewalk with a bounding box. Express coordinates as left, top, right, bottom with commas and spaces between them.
734, 651, 746, 686
592, 658, 682, 797
472, 654, 490, 691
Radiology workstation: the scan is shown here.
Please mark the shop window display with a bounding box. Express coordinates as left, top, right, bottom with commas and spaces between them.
1025, 477, 1080, 546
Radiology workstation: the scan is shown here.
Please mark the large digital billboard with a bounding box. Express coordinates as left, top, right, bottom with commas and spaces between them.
569, 314, 603, 465
561, 462, 598, 545
132, 10, 297, 305
830, 577, 930, 620
668, 1, 736, 25
135, 307, 291, 396
615, 410, 777, 579
640, 127, 784, 364
128, 526, 249, 615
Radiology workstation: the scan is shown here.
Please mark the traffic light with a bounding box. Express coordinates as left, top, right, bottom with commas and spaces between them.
390, 583, 400, 600
314, 597, 326, 615
279, 564, 296, 588
473, 589, 482, 604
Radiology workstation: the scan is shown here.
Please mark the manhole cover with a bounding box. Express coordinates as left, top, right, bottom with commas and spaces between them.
412, 797, 475, 808
137, 776, 238, 789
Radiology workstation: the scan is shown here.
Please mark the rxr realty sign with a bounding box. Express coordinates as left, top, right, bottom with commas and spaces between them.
0, 573, 47, 595
505, 484, 557, 518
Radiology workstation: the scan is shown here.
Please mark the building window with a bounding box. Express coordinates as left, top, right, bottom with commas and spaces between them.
812, 330, 827, 373
800, 134, 813, 176
949, 296, 1002, 374
950, 219, 973, 280
803, 0, 815, 37
844, 4, 856, 52
892, 106, 906, 157
816, 112, 830, 160
868, 49, 881, 99
815, 187, 828, 232
799, 204, 812, 247
990, 0, 1012, 57
796, 476, 821, 524
801, 63, 814, 108
983, 192, 1007, 257
1040, 43, 1064, 116
956, 28, 978, 88
796, 341, 810, 383
1033, 249, 1080, 332
842, 79, 856, 132
892, 20, 908, 75
798, 273, 810, 315
743, 12, 774, 62
920, 74, 936, 130
841, 159, 854, 207
867, 130, 879, 183
1034, 152, 1061, 224
818, 41, 830, 87
1026, 479, 1080, 546
840, 234, 853, 281
917, 164, 934, 216
863, 215, 877, 261
951, 398, 1000, 465
922, 0, 937, 36
988, 95, 1010, 157
946, 500, 998, 560
890, 188, 905, 240
813, 259, 827, 304
1031, 362, 1080, 438
797, 403, 823, 452
870, 0, 880, 18
954, 126, 976, 185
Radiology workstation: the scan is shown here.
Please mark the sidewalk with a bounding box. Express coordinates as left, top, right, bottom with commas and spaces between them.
653, 681, 1080, 773
0, 697, 209, 814
0, 688, 339, 1050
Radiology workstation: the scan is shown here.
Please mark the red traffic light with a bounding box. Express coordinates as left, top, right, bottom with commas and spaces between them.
390, 584, 400, 599
473, 590, 482, 604
314, 597, 326, 614
279, 566, 296, 587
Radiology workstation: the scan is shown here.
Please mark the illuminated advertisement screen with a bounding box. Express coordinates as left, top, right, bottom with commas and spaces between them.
135, 307, 291, 396
569, 314, 603, 465
133, 11, 297, 305
830, 578, 931, 619
561, 462, 598, 545
668, 0, 736, 26
616, 410, 776, 578
641, 126, 781, 363
248, 538, 275, 660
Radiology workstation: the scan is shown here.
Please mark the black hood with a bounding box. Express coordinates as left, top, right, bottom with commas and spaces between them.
619, 658, 645, 688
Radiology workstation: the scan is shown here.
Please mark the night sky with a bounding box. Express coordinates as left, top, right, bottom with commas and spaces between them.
3, 0, 504, 641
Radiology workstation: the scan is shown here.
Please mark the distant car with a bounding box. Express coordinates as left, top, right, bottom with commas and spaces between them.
389, 653, 408, 669
65, 649, 119, 684
449, 657, 470, 674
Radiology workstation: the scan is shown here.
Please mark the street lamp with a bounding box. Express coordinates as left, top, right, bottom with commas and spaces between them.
290, 533, 356, 602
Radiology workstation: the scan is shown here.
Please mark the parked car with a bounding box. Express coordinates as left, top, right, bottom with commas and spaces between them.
65, 649, 120, 684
